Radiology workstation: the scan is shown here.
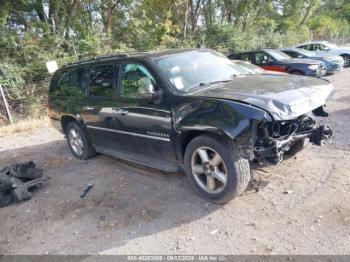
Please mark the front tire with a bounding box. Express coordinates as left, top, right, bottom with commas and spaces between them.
341, 54, 350, 67
290, 70, 304, 76
286, 138, 308, 156
66, 122, 96, 160
184, 135, 250, 204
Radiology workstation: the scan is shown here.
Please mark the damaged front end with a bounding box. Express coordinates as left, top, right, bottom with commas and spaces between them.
250, 106, 332, 165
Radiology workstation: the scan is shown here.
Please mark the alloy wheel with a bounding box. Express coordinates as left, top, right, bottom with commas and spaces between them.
68, 128, 84, 157
191, 147, 228, 194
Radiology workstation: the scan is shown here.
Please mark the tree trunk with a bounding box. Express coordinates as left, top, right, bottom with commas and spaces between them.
184, 0, 189, 38
35, 0, 47, 22
299, 0, 316, 26
190, 0, 201, 33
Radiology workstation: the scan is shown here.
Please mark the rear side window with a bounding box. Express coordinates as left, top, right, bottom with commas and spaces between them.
239, 53, 252, 62
283, 51, 298, 58
310, 44, 326, 51
52, 68, 85, 96
298, 44, 311, 50
88, 65, 115, 97
227, 53, 251, 62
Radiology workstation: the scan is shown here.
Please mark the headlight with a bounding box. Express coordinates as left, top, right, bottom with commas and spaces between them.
308, 64, 319, 70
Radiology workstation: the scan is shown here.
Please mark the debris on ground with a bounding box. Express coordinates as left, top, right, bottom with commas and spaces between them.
210, 229, 219, 235
80, 184, 93, 198
0, 161, 50, 207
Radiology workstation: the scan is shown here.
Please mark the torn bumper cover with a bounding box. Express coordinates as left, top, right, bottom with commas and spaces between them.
248, 113, 333, 164
0, 161, 50, 207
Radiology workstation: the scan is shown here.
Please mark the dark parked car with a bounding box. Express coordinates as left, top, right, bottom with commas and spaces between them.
48, 49, 334, 203
228, 49, 327, 77
280, 48, 344, 74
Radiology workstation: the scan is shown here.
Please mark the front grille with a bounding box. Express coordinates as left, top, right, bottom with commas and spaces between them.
257, 115, 316, 139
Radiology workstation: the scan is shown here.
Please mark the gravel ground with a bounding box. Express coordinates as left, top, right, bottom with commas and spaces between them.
0, 69, 349, 255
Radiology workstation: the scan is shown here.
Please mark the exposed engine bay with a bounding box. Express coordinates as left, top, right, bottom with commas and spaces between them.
251, 106, 333, 165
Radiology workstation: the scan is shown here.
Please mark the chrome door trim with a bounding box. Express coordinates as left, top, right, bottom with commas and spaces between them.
86, 125, 170, 142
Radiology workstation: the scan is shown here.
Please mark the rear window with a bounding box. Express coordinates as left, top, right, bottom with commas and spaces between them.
51, 68, 85, 97
88, 64, 115, 97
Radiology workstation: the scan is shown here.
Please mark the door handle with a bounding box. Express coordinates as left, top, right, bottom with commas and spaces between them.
114, 108, 128, 116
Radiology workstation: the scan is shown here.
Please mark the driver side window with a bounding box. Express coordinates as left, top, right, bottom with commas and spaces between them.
254, 52, 273, 65
119, 63, 156, 99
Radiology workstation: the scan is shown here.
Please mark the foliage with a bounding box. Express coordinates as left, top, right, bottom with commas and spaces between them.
0, 0, 349, 124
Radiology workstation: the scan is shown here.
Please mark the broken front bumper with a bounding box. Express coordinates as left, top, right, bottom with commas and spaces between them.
248, 114, 333, 164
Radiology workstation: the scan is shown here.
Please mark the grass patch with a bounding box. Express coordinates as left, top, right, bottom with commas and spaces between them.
0, 116, 50, 137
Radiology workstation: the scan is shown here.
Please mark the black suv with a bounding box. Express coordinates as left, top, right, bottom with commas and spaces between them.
228, 49, 327, 77
49, 49, 334, 203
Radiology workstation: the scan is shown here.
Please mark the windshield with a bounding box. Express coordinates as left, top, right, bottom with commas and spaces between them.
265, 49, 291, 60
155, 50, 248, 91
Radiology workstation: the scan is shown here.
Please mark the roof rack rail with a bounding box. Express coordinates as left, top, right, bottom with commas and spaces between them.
95, 53, 128, 59
62, 50, 155, 68
62, 53, 127, 68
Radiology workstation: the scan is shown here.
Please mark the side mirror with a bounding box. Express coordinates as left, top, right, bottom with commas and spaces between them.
324, 47, 330, 51
297, 55, 303, 58
138, 77, 161, 102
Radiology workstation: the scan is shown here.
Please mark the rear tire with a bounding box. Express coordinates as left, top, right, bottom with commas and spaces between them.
66, 122, 96, 160
290, 70, 304, 75
184, 135, 250, 204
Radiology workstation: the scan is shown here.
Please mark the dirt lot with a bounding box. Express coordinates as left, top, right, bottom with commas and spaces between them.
0, 70, 349, 255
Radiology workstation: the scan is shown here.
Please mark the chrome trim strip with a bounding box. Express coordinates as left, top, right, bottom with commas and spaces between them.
86, 125, 171, 142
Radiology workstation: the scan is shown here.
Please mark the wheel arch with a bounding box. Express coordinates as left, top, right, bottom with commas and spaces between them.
287, 68, 304, 75
176, 122, 253, 163
178, 130, 231, 161
340, 53, 350, 66
60, 115, 81, 134
173, 99, 271, 163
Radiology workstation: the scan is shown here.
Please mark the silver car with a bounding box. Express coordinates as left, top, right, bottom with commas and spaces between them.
281, 47, 344, 74
296, 41, 350, 67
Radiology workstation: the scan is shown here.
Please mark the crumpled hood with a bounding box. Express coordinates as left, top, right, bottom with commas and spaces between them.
186, 74, 335, 120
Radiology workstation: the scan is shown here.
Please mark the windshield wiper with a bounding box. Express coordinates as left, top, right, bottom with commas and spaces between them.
189, 76, 237, 90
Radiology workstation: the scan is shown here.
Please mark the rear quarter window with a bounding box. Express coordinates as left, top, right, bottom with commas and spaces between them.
50, 68, 85, 97
283, 51, 297, 58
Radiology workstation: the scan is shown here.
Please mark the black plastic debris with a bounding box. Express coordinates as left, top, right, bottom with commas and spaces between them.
80, 184, 93, 198
0, 161, 50, 207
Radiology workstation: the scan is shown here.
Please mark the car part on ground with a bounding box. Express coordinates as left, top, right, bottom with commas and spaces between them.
280, 48, 344, 74
228, 49, 327, 77
48, 48, 334, 204
295, 41, 350, 67
80, 184, 93, 198
0, 161, 50, 207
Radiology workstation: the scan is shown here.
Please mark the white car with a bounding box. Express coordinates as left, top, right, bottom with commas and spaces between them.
296, 41, 350, 67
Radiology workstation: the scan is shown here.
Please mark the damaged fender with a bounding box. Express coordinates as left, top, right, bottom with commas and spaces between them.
172, 98, 271, 161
